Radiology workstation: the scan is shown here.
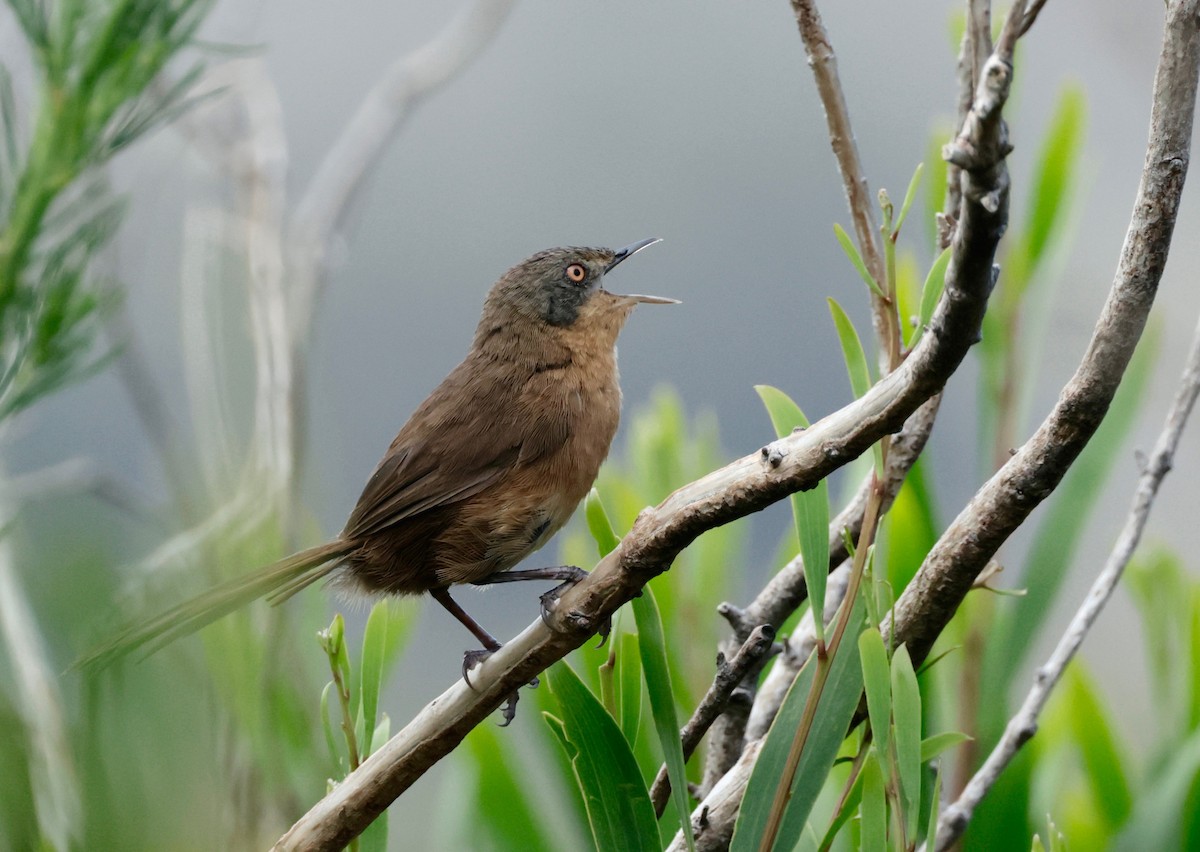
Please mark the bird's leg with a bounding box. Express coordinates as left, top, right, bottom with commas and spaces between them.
429, 586, 527, 726
473, 566, 611, 647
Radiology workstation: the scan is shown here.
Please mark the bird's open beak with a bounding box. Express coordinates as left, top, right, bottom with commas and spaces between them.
605, 237, 680, 305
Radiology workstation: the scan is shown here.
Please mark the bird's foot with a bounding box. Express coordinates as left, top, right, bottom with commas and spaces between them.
461, 647, 538, 727
538, 569, 613, 648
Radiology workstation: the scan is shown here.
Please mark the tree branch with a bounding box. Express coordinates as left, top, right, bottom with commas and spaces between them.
932, 305, 1200, 851
790, 0, 897, 367
650, 624, 777, 817
886, 0, 1200, 668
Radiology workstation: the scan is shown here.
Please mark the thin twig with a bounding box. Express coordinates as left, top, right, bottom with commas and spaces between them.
790, 0, 897, 369
650, 625, 776, 817
930, 310, 1200, 849
1019, 0, 1051, 38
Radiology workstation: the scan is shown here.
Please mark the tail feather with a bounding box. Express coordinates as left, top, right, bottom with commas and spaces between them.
75, 539, 354, 672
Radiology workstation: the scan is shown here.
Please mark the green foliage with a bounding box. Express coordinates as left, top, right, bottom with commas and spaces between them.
732, 595, 866, 852
544, 661, 660, 850
0, 0, 212, 421
827, 298, 872, 399
756, 385, 830, 645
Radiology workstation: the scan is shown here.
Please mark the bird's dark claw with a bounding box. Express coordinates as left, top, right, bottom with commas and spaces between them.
537, 569, 613, 646
498, 691, 520, 726
462, 648, 492, 688
538, 566, 590, 625
462, 647, 537, 725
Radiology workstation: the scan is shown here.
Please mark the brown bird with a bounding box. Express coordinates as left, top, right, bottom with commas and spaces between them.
81, 238, 673, 716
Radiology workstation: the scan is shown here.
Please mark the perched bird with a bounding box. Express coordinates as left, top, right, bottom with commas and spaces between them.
80, 238, 674, 718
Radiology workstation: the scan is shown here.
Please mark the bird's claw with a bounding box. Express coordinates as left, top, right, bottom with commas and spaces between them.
538, 569, 613, 646
461, 648, 492, 688
461, 647, 537, 725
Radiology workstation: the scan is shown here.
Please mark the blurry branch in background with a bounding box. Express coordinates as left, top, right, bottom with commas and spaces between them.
92, 0, 517, 599
110, 0, 518, 541
288, 0, 518, 330
0, 489, 79, 849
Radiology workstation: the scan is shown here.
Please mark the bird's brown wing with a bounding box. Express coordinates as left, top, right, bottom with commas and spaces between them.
341, 358, 568, 540
342, 439, 520, 539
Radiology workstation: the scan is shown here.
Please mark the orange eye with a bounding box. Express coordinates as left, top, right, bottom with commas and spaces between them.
565, 263, 587, 283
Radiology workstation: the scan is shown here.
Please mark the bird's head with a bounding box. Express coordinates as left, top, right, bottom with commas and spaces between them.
480, 238, 676, 341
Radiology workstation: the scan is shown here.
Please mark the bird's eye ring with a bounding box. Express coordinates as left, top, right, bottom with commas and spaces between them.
565, 263, 587, 283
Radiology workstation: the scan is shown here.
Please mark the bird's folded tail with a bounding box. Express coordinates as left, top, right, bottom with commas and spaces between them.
74, 539, 355, 672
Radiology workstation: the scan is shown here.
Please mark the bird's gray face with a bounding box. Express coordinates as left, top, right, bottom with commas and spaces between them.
500, 238, 673, 327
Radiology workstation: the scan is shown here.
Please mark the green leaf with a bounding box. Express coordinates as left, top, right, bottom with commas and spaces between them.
1056, 664, 1132, 825
544, 661, 659, 851
926, 768, 943, 850
358, 600, 411, 761
891, 644, 922, 841
1023, 85, 1085, 277
858, 628, 892, 761
464, 722, 557, 852
755, 385, 829, 648
319, 681, 341, 772
894, 163, 925, 235
731, 595, 866, 852
920, 731, 971, 763
908, 247, 952, 349
817, 754, 866, 850
617, 632, 643, 748
923, 126, 952, 251
585, 488, 621, 556
827, 298, 872, 399
632, 587, 695, 852
833, 223, 885, 298
860, 750, 887, 852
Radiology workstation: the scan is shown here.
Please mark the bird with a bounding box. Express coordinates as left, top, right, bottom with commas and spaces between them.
79, 238, 674, 719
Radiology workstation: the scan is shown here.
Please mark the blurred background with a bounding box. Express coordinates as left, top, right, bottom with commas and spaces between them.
3, 0, 1199, 848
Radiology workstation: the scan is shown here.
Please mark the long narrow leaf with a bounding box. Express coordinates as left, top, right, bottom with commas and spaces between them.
894, 163, 925, 235
756, 385, 829, 647
632, 587, 695, 852
858, 628, 892, 761
891, 644, 922, 841
860, 750, 887, 852
834, 223, 885, 298
544, 662, 659, 850
908, 247, 952, 349
731, 596, 866, 851
827, 298, 872, 399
